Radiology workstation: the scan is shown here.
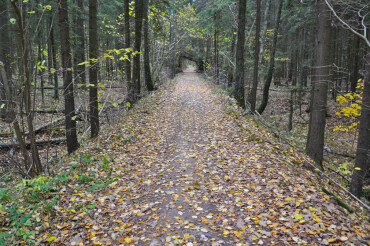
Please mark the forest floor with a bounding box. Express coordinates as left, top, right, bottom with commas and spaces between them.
1, 67, 369, 245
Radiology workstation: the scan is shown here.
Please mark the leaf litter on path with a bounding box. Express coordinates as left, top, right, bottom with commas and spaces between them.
37, 67, 368, 245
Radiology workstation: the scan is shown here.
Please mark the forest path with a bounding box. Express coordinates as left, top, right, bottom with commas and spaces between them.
58, 67, 368, 245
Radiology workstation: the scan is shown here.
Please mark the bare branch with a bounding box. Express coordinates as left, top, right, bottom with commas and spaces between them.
324, 0, 370, 48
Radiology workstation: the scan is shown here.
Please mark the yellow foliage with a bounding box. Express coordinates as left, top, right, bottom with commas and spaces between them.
333, 79, 364, 132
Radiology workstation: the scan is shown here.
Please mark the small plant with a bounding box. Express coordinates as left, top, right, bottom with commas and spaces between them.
24, 176, 56, 203
78, 175, 94, 184
0, 188, 11, 204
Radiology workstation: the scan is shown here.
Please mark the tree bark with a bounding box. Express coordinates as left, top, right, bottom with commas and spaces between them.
257, 0, 283, 114
89, 0, 100, 138
50, 17, 59, 100
247, 0, 261, 112
75, 0, 86, 85
306, 0, 331, 169
0, 2, 9, 119
234, 0, 247, 107
124, 0, 133, 103
143, 0, 154, 91
0, 61, 33, 176
169, 0, 175, 79
350, 52, 370, 197
132, 0, 144, 101
59, 0, 79, 154
350, 35, 360, 93
11, 0, 42, 175
259, 0, 271, 64
0, 0, 11, 80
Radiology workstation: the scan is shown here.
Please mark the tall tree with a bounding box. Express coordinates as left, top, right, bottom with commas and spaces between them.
124, 0, 133, 103
0, 0, 11, 80
306, 0, 331, 168
350, 53, 370, 197
11, 0, 43, 175
259, 0, 271, 64
169, 0, 175, 79
143, 0, 154, 91
59, 0, 79, 154
234, 0, 247, 107
0, 62, 34, 177
257, 0, 283, 114
75, 0, 86, 85
247, 0, 261, 112
132, 0, 144, 101
0, 0, 10, 119
89, 0, 100, 138
50, 16, 59, 100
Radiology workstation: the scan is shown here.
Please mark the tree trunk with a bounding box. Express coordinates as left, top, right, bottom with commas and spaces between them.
75, 0, 86, 85
59, 0, 79, 154
50, 17, 59, 100
11, 1, 43, 176
143, 0, 154, 91
257, 0, 283, 114
350, 35, 360, 93
132, 0, 144, 102
169, 0, 175, 79
89, 0, 100, 138
234, 0, 247, 107
0, 61, 33, 177
0, 1, 11, 79
247, 0, 261, 112
124, 0, 133, 103
350, 52, 370, 197
306, 0, 331, 169
259, 0, 271, 64
0, 1, 11, 119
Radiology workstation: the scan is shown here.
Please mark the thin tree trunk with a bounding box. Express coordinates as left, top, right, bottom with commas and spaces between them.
0, 61, 33, 176
350, 36, 360, 93
75, 0, 86, 85
0, 0, 11, 80
350, 52, 370, 197
247, 0, 261, 112
259, 0, 271, 64
59, 0, 79, 154
257, 0, 283, 114
306, 0, 331, 169
0, 1, 10, 119
169, 0, 175, 79
50, 18, 59, 100
11, 0, 42, 175
89, 0, 100, 138
143, 0, 154, 91
234, 0, 247, 107
132, 0, 144, 101
124, 0, 133, 103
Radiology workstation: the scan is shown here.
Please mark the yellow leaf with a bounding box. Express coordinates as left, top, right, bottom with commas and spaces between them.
294, 214, 303, 220
328, 238, 337, 243
354, 167, 361, 171
93, 242, 103, 246
46, 236, 57, 242
223, 230, 230, 235
70, 197, 76, 202
285, 197, 293, 201
125, 237, 131, 243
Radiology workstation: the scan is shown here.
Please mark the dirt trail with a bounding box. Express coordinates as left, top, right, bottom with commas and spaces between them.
62, 67, 368, 245
125, 67, 249, 245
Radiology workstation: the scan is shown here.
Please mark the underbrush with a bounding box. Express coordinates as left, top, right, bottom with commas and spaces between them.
0, 154, 117, 245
